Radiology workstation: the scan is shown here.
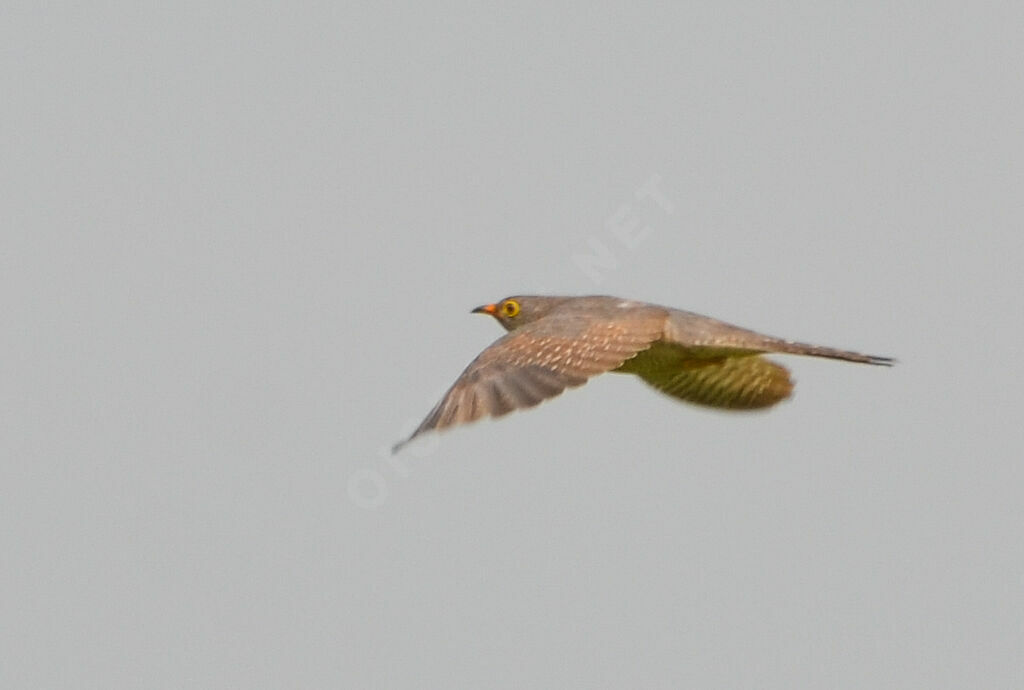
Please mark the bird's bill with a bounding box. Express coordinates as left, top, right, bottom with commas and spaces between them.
471, 304, 498, 315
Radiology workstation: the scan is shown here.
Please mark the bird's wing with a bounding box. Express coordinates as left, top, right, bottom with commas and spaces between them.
615, 307, 893, 410
659, 309, 894, 365
393, 308, 667, 451
626, 351, 795, 410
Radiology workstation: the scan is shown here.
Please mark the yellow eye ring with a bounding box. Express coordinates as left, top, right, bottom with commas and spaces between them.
501, 300, 521, 317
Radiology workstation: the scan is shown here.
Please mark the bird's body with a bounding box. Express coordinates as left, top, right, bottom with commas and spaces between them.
393, 295, 892, 452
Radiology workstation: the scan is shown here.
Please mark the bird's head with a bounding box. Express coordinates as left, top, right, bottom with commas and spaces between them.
471, 295, 569, 331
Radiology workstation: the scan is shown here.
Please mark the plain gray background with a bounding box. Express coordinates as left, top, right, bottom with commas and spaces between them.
3, 2, 1022, 688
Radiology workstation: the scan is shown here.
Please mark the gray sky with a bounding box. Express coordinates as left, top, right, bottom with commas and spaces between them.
3, 2, 1022, 688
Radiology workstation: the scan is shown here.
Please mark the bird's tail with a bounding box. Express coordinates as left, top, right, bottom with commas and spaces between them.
769, 341, 895, 365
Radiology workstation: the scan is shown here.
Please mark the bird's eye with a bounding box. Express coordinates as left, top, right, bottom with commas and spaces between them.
502, 300, 521, 317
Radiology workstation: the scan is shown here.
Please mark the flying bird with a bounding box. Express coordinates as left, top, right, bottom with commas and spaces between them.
393, 295, 893, 452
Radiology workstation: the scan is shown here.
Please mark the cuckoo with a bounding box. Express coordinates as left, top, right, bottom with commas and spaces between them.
393, 295, 893, 452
